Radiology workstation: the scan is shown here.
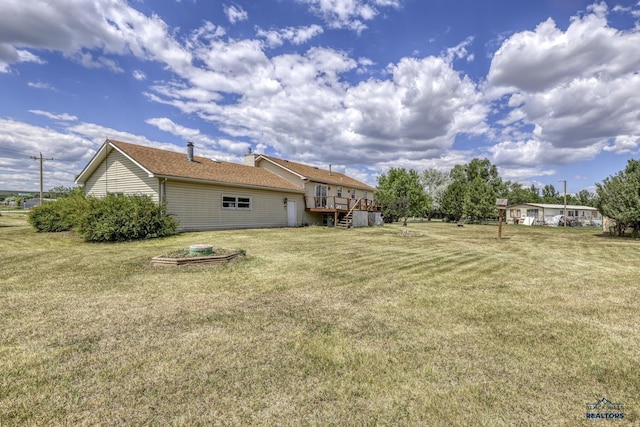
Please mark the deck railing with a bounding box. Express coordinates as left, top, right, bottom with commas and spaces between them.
305, 196, 379, 211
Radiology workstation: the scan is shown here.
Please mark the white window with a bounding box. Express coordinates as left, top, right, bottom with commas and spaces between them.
363, 191, 368, 200
336, 186, 343, 197
222, 195, 251, 210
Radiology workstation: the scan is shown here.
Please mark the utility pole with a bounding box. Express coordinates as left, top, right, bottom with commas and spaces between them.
558, 179, 567, 227
30, 153, 54, 206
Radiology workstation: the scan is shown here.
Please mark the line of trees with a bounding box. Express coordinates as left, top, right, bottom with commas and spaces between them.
375, 157, 600, 224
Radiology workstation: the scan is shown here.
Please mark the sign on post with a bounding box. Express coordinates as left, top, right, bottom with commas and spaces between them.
496, 199, 508, 239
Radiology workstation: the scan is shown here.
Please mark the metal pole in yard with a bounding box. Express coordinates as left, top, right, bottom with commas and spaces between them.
558, 180, 567, 227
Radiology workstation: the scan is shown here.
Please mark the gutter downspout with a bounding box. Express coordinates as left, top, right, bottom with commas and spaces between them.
160, 177, 168, 205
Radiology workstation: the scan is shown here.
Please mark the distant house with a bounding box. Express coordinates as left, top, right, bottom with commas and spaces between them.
506, 203, 601, 226
75, 139, 380, 231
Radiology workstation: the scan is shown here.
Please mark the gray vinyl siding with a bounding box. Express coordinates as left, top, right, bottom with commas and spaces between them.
84, 149, 158, 201
165, 180, 304, 231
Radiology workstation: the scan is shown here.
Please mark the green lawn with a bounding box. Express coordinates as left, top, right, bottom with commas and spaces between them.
1, 215, 638, 425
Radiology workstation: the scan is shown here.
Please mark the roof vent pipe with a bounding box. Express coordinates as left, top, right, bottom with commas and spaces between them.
329, 164, 332, 175
187, 142, 194, 162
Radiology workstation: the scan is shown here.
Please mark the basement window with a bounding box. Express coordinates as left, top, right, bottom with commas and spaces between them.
222, 195, 251, 210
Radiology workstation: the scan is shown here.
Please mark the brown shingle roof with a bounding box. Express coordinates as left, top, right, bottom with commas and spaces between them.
258, 155, 376, 191
108, 140, 303, 192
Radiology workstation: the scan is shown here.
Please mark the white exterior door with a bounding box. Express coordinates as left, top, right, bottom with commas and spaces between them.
287, 200, 297, 227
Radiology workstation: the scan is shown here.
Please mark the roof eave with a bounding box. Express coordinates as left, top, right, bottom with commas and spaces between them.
155, 174, 305, 193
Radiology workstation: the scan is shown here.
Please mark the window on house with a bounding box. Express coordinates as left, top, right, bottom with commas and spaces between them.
337, 186, 343, 197
363, 191, 368, 200
351, 189, 356, 199
222, 195, 251, 210
526, 209, 539, 218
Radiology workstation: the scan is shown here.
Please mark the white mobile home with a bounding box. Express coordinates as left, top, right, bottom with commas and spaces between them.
506, 203, 601, 226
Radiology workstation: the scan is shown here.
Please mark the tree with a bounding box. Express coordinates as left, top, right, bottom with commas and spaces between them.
440, 180, 466, 221
421, 168, 451, 220
375, 168, 431, 226
464, 176, 496, 222
502, 181, 529, 205
541, 184, 561, 204
596, 159, 640, 237
441, 158, 501, 222
576, 189, 597, 207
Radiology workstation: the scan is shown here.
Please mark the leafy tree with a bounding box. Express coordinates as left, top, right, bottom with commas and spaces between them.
441, 158, 501, 222
576, 189, 597, 207
464, 176, 496, 222
541, 184, 561, 204
502, 181, 529, 205
421, 168, 451, 220
440, 180, 466, 221
375, 168, 431, 226
596, 159, 640, 237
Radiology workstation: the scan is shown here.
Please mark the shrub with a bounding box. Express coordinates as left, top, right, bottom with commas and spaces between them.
28, 193, 89, 232
28, 202, 65, 232
74, 194, 178, 242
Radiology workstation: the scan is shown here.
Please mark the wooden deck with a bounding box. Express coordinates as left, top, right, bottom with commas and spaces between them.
305, 196, 381, 228
304, 196, 380, 212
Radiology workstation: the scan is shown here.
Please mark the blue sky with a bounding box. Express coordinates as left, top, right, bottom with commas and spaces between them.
1, 0, 639, 194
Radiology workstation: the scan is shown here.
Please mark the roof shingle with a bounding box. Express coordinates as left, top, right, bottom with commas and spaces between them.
108, 140, 304, 192
257, 155, 375, 191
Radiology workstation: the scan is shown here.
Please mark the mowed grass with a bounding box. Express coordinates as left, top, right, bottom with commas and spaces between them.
1, 215, 638, 426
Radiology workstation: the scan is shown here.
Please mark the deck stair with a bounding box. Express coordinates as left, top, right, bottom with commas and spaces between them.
336, 212, 353, 229
336, 198, 362, 229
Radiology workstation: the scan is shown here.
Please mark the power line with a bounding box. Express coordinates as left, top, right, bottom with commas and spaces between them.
30, 153, 54, 206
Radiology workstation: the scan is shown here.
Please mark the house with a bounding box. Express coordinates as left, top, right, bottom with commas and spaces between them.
505, 203, 601, 226
244, 152, 380, 228
75, 139, 380, 231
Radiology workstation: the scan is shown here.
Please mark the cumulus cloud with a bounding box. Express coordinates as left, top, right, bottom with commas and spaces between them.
0, 0, 192, 73
0, 118, 95, 189
487, 3, 640, 173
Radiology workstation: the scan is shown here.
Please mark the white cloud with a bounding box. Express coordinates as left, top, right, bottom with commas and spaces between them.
0, 0, 192, 74
485, 4, 640, 172
27, 82, 56, 90
488, 5, 640, 92
603, 135, 640, 154
29, 110, 78, 121
132, 69, 146, 80
296, 0, 401, 33
256, 25, 324, 48
224, 5, 248, 24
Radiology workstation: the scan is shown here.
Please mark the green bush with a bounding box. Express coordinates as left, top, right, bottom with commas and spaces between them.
28, 193, 89, 232
74, 194, 178, 242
